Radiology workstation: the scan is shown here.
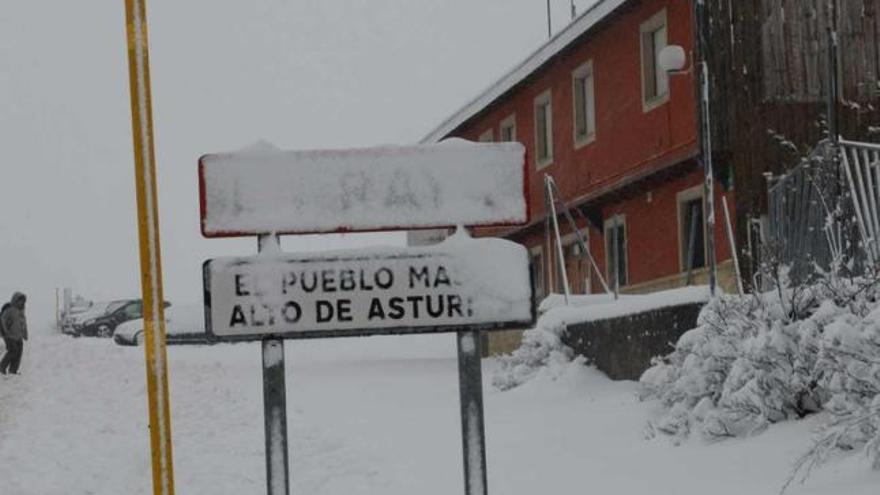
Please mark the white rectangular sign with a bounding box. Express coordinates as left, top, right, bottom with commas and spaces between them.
199, 140, 527, 237
203, 235, 534, 339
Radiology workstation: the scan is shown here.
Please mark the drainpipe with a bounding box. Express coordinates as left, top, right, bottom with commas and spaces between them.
694, 0, 718, 296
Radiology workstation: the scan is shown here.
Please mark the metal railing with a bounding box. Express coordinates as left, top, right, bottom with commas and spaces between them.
839, 139, 880, 265
766, 140, 840, 281
767, 138, 880, 281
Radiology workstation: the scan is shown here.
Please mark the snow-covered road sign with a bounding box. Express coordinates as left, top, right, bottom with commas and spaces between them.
198, 140, 527, 237
203, 235, 533, 339
199, 139, 531, 495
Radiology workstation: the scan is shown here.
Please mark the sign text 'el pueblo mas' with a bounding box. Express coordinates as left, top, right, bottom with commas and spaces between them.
204, 235, 533, 338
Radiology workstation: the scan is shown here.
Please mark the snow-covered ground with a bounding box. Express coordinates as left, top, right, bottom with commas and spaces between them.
0, 329, 877, 495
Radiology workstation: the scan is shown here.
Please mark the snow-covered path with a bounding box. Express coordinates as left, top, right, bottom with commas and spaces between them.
0, 330, 877, 494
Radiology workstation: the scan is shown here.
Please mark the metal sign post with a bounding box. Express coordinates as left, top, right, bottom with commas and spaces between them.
262, 338, 290, 495
457, 330, 488, 495
258, 234, 290, 495
198, 142, 532, 494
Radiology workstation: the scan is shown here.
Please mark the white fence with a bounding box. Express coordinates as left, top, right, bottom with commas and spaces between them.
767, 138, 880, 280
840, 139, 880, 265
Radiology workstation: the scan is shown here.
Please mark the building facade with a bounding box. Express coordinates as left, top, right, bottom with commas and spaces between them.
422, 0, 736, 302
416, 0, 880, 354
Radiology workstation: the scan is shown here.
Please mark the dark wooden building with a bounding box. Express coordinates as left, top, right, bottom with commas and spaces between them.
704, 0, 880, 278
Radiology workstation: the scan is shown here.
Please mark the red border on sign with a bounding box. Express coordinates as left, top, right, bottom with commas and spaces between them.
197, 150, 531, 238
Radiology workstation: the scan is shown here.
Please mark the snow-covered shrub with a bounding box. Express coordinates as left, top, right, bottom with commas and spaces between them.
781, 288, 880, 487
641, 289, 824, 438
791, 301, 880, 470
643, 267, 880, 477
491, 312, 573, 391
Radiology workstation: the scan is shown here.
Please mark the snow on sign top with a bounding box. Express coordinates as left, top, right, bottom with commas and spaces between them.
199, 139, 527, 237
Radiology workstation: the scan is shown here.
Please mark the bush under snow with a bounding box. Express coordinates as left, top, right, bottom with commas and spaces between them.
492, 309, 574, 391
494, 270, 880, 480
641, 275, 880, 475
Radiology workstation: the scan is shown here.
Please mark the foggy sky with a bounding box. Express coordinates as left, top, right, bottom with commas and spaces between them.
0, 0, 597, 325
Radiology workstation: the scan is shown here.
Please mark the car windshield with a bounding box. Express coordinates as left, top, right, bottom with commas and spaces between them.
76, 302, 110, 315
104, 300, 129, 314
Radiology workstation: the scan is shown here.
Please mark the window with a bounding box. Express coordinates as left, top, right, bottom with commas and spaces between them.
604, 215, 627, 288
122, 301, 143, 319
677, 186, 706, 272
534, 90, 553, 167
478, 128, 494, 142
499, 114, 516, 142
529, 246, 545, 303
563, 232, 592, 294
105, 300, 128, 314
640, 9, 669, 110
572, 60, 596, 147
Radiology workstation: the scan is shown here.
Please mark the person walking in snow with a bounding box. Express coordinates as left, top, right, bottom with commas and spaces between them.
0, 292, 28, 375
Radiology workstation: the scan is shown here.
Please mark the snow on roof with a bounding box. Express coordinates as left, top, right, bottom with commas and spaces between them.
421, 0, 629, 144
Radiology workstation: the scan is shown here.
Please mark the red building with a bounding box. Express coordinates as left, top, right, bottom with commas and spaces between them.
416, 0, 737, 351
424, 0, 733, 306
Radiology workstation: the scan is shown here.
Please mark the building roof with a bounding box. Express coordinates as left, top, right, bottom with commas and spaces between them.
421, 0, 630, 144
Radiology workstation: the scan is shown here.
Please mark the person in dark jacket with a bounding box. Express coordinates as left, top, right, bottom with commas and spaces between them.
0, 292, 28, 375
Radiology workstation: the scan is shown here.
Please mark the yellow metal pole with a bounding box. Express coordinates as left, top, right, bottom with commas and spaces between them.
123, 1, 176, 494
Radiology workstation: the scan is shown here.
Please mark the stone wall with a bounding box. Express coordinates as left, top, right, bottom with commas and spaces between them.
561, 301, 704, 381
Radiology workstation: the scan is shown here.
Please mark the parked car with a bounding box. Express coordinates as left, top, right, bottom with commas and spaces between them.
114, 304, 209, 346
76, 299, 170, 338
62, 300, 122, 335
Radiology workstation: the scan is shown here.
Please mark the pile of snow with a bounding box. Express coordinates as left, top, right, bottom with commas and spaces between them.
493, 286, 711, 390
641, 278, 880, 476
4, 330, 879, 494
490, 310, 575, 391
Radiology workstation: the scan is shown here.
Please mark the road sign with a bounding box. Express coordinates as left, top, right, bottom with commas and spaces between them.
198, 140, 527, 237
199, 139, 531, 495
203, 235, 534, 340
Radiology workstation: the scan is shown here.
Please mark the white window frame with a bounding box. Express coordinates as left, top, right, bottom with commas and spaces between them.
640, 8, 670, 112
499, 113, 517, 142
478, 128, 494, 142
534, 89, 554, 169
572, 60, 597, 148
676, 185, 708, 272
604, 214, 628, 288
